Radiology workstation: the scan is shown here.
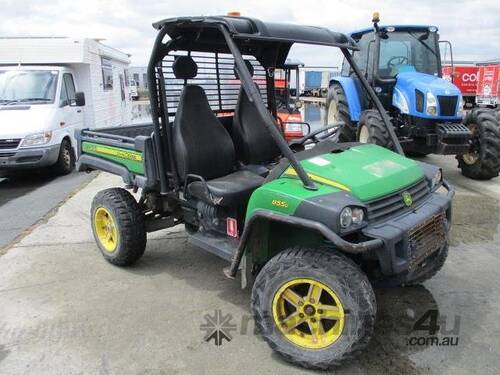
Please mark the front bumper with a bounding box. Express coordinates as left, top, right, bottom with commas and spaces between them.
362, 180, 454, 276
0, 144, 60, 170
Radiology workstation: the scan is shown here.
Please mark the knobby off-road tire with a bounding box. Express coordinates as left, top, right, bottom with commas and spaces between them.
91, 188, 146, 266
251, 247, 376, 370
325, 83, 356, 142
356, 109, 395, 151
52, 138, 75, 175
457, 108, 500, 180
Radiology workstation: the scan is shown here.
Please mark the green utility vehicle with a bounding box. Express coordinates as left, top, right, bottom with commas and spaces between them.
77, 16, 454, 369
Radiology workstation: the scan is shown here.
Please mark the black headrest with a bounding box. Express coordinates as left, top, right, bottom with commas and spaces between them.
234, 60, 254, 79
173, 56, 198, 80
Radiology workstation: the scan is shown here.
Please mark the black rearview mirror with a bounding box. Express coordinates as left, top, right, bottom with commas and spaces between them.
75, 92, 86, 107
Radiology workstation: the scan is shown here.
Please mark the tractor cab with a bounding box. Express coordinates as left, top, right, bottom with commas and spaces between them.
344, 18, 461, 116
275, 59, 309, 140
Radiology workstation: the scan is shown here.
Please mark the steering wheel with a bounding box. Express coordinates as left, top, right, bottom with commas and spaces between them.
387, 56, 409, 68
289, 123, 341, 149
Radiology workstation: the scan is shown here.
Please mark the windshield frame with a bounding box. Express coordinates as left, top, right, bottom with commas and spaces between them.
374, 28, 441, 79
0, 69, 60, 105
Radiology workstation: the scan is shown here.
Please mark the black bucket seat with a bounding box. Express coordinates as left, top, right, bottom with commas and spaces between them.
232, 61, 282, 166
171, 56, 264, 207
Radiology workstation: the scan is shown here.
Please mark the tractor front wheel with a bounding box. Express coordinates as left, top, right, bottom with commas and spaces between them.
251, 247, 376, 370
357, 110, 395, 151
91, 188, 147, 266
457, 108, 500, 180
325, 83, 356, 142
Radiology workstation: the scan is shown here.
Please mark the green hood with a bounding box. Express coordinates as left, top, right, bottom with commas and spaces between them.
283, 144, 424, 201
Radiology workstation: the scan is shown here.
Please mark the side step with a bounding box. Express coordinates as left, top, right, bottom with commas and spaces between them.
188, 232, 237, 262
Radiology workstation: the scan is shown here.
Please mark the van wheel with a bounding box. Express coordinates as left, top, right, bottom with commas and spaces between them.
53, 139, 74, 175
251, 247, 376, 370
91, 188, 147, 266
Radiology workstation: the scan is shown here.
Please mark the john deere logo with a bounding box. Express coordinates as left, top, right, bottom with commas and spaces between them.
402, 191, 413, 207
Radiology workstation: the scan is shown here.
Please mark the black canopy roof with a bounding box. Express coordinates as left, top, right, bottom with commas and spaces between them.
152, 16, 358, 67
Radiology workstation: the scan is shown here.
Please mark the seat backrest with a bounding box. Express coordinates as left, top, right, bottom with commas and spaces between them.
232, 61, 281, 165
172, 56, 236, 181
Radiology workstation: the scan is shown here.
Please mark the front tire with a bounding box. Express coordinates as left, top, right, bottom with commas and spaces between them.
52, 138, 74, 175
457, 108, 500, 180
251, 247, 376, 370
91, 188, 146, 266
325, 83, 356, 142
357, 110, 395, 151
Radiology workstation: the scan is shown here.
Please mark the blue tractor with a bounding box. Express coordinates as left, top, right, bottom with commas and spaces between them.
326, 13, 500, 180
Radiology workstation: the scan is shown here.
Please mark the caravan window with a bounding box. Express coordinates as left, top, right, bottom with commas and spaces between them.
101, 57, 113, 90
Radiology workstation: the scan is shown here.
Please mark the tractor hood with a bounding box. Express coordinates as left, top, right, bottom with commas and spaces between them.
393, 71, 461, 118
286, 144, 424, 202
396, 71, 460, 95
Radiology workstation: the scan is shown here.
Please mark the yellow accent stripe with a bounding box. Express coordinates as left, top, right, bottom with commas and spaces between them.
94, 145, 142, 162
284, 168, 351, 192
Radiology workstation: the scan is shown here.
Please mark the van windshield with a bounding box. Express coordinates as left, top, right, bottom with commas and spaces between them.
0, 70, 58, 104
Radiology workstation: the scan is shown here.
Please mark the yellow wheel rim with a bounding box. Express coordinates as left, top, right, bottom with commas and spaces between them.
272, 278, 345, 349
94, 207, 118, 253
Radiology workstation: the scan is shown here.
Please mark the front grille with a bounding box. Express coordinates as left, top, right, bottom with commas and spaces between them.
408, 211, 446, 272
366, 178, 430, 222
415, 89, 424, 112
0, 139, 21, 150
0, 152, 16, 158
437, 96, 458, 116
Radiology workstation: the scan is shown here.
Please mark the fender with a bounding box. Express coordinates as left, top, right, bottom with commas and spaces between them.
223, 209, 383, 279
329, 77, 363, 122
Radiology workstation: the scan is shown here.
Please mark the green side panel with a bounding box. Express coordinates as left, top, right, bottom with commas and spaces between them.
246, 177, 339, 220
283, 144, 424, 202
82, 141, 145, 175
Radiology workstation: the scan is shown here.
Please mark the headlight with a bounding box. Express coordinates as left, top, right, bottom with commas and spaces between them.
284, 123, 304, 134
340, 207, 365, 229
426, 92, 437, 116
394, 88, 409, 114
352, 208, 364, 225
456, 95, 465, 117
340, 207, 352, 228
431, 169, 443, 190
21, 131, 52, 147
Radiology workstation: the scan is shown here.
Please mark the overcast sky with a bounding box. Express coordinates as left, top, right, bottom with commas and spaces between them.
1, 0, 499, 68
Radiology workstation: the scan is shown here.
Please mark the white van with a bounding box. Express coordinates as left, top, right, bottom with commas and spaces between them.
0, 66, 85, 174
0, 37, 132, 175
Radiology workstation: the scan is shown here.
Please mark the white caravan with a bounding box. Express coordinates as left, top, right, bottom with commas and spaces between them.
0, 37, 132, 174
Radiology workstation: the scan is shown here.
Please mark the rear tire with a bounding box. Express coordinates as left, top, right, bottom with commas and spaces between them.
53, 138, 74, 175
91, 188, 146, 266
325, 83, 356, 142
457, 108, 500, 180
356, 110, 395, 151
251, 247, 376, 370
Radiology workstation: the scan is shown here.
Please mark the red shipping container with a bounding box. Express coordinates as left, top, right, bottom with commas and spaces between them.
476, 65, 500, 105
442, 65, 479, 96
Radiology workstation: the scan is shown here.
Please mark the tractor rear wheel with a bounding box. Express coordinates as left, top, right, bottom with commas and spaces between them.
357, 110, 395, 151
325, 83, 356, 142
457, 108, 500, 180
251, 247, 376, 370
91, 188, 147, 266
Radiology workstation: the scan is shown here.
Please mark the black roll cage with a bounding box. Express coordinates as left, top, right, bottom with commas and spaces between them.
147, 17, 403, 195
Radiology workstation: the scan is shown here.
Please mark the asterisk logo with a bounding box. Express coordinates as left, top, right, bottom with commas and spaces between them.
200, 310, 237, 346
